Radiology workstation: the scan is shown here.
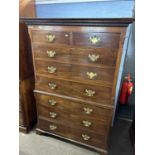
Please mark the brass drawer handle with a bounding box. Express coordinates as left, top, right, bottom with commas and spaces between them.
48, 66, 56, 73
89, 35, 100, 44
65, 34, 69, 37
49, 112, 57, 118
83, 107, 93, 114
47, 50, 56, 58
85, 89, 95, 97
82, 120, 92, 127
46, 34, 55, 43
82, 134, 90, 141
48, 99, 57, 106
49, 124, 57, 131
88, 54, 99, 62
48, 83, 57, 90
86, 72, 97, 79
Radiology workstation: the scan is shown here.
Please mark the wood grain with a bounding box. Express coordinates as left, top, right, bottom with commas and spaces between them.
38, 118, 107, 149
72, 32, 120, 48
19, 77, 37, 132
35, 76, 112, 104
19, 111, 24, 126
32, 43, 118, 67
34, 92, 113, 119
31, 30, 70, 44
19, 21, 37, 133
34, 60, 115, 85
19, 22, 34, 80
28, 25, 127, 33
37, 105, 110, 134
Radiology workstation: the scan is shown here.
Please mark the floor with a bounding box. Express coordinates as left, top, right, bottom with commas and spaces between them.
117, 104, 135, 120
19, 119, 134, 155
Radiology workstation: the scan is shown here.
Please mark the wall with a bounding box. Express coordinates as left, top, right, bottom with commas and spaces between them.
36, 0, 134, 4
36, 1, 134, 18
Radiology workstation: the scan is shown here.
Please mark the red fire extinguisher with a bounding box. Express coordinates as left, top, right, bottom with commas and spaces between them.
119, 73, 134, 105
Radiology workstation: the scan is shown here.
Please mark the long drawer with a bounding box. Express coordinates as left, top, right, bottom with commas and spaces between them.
35, 93, 113, 120
37, 105, 109, 134
38, 118, 108, 149
35, 76, 112, 104
32, 43, 118, 67
34, 60, 115, 85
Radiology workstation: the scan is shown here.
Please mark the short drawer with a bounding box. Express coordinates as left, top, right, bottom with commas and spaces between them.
32, 43, 118, 67
30, 30, 70, 45
35, 76, 112, 104
38, 118, 107, 149
34, 60, 115, 86
32, 43, 71, 62
35, 93, 113, 120
35, 60, 71, 79
71, 47, 117, 67
72, 32, 120, 48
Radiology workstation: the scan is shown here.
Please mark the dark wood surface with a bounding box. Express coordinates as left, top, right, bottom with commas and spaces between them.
22, 18, 134, 27
34, 60, 115, 85
32, 43, 118, 67
26, 19, 132, 154
38, 118, 107, 149
37, 105, 109, 134
34, 89, 113, 108
35, 128, 108, 155
19, 22, 34, 80
35, 76, 112, 104
19, 111, 24, 125
19, 77, 37, 133
35, 93, 112, 120
19, 22, 37, 133
30, 28, 120, 48
28, 25, 127, 33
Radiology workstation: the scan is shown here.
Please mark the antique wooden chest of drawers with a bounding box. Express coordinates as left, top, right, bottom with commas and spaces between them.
27, 19, 132, 155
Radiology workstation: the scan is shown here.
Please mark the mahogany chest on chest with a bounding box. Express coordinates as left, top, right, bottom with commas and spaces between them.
27, 19, 132, 154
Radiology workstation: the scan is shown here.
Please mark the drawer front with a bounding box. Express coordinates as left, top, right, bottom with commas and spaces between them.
37, 105, 109, 133
35, 76, 112, 104
71, 47, 117, 67
32, 43, 117, 67
32, 43, 71, 62
35, 60, 115, 85
73, 32, 120, 48
38, 118, 107, 149
35, 60, 71, 79
35, 93, 112, 121
31, 30, 70, 45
